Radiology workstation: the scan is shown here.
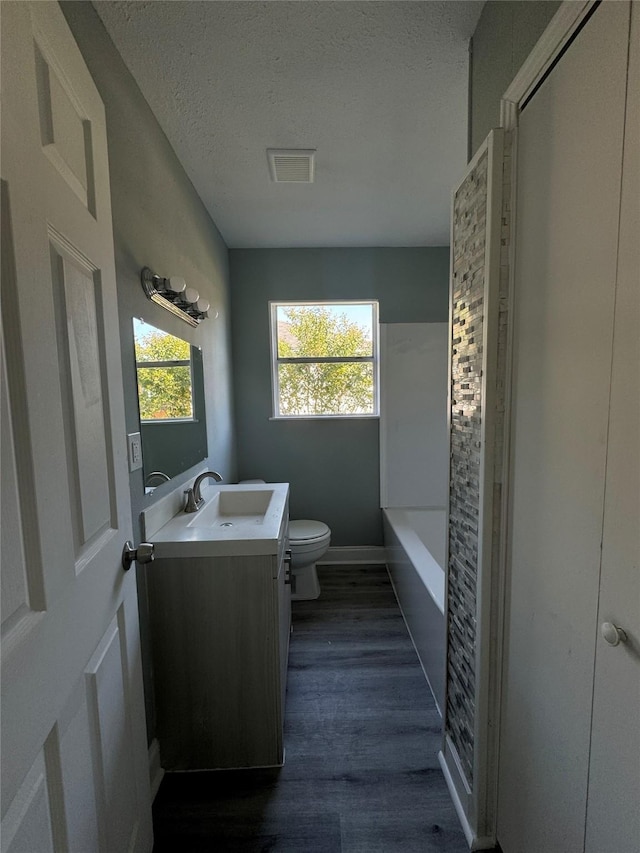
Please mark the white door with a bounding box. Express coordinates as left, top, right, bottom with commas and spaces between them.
1, 4, 153, 851
585, 4, 640, 850
498, 3, 634, 851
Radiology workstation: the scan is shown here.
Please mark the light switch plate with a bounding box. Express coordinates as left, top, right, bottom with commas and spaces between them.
127, 432, 143, 472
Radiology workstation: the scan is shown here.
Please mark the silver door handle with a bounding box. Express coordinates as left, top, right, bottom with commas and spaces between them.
122, 541, 155, 571
601, 622, 628, 647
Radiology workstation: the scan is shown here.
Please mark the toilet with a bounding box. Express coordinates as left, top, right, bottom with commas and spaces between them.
239, 480, 331, 600
288, 519, 331, 600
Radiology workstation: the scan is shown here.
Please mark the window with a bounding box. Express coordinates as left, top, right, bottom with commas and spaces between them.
134, 319, 194, 421
270, 301, 379, 418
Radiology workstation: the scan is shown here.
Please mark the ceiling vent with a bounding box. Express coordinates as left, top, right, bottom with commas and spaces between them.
267, 149, 316, 183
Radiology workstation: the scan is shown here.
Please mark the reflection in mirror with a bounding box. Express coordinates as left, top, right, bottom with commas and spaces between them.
133, 319, 208, 491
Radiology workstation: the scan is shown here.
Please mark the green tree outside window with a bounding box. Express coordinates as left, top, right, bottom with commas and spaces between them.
134, 320, 194, 420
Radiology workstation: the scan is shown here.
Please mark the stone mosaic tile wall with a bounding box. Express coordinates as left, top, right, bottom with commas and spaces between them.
446, 149, 489, 785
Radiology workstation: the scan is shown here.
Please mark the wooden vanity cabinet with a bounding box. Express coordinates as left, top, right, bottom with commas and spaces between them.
148, 514, 291, 771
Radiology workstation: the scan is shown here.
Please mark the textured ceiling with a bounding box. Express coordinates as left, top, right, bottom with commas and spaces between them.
94, 1, 483, 248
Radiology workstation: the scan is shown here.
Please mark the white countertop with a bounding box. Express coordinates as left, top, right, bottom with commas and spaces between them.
150, 482, 289, 559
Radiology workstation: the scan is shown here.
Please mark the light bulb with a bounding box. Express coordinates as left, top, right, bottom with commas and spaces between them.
166, 276, 186, 294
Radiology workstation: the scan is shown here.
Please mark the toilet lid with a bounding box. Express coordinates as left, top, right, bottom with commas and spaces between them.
289, 519, 330, 541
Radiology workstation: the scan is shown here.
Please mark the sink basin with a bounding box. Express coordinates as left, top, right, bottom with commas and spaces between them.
150, 482, 289, 558
188, 489, 275, 528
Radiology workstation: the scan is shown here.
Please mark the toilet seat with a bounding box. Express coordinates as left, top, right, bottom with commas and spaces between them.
289, 519, 330, 545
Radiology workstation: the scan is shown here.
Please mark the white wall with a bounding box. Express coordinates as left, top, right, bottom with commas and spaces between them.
380, 323, 448, 508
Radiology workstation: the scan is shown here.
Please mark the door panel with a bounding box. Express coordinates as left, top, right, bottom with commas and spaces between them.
0, 181, 48, 638
1, 322, 39, 628
1, 4, 152, 850
498, 3, 630, 851
585, 5, 640, 850
2, 748, 58, 853
33, 45, 94, 212
58, 682, 101, 852
49, 237, 114, 555
85, 611, 140, 852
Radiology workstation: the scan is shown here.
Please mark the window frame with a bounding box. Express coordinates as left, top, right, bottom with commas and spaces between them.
269, 299, 380, 420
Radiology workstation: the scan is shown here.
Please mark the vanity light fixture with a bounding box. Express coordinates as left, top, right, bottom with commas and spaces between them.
141, 267, 210, 327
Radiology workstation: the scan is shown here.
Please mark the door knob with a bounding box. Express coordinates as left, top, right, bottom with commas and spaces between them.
122, 541, 155, 571
601, 622, 627, 647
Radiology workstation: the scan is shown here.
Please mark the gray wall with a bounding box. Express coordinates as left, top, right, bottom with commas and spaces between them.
230, 248, 449, 546
469, 1, 560, 157
61, 2, 236, 742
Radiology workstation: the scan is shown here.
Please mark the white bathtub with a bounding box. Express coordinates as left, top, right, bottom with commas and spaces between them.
383, 508, 446, 714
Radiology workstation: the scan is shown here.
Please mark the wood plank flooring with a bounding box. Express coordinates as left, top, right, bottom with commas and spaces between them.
152, 565, 470, 852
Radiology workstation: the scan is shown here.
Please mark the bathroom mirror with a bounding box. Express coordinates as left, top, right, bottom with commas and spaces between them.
133, 318, 208, 490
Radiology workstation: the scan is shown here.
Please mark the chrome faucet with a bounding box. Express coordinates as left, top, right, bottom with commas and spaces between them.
184, 470, 223, 513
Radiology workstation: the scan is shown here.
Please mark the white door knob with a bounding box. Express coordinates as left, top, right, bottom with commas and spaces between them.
601, 622, 627, 647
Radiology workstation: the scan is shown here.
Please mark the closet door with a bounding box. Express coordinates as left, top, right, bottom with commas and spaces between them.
585, 5, 640, 851
498, 3, 630, 851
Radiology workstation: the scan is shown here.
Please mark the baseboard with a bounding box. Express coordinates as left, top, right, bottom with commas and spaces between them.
149, 738, 165, 801
471, 835, 499, 850
439, 749, 474, 849
438, 744, 496, 851
318, 546, 388, 565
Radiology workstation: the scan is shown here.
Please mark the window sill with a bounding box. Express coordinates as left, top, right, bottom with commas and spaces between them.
269, 415, 380, 421
141, 418, 199, 425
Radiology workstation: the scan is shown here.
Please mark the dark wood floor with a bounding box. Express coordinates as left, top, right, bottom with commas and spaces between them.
152, 565, 470, 852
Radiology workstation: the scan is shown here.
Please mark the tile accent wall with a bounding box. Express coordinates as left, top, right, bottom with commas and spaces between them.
447, 148, 489, 784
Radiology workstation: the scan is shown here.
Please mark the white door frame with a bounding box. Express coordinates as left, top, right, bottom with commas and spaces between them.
496, 0, 633, 846
489, 0, 605, 846
499, 1, 597, 129
495, 0, 599, 781
444, 2, 601, 849
497, 0, 600, 553
495, 0, 601, 721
